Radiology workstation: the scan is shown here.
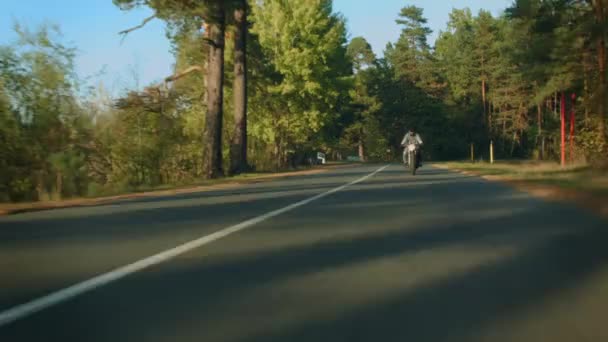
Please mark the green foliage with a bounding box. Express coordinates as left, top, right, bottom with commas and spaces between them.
0, 24, 91, 201
347, 37, 375, 72
435, 8, 477, 103
395, 5, 433, 49
249, 0, 351, 168
4, 0, 608, 203
387, 5, 440, 95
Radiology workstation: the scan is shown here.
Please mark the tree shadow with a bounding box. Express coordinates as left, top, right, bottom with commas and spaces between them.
3, 164, 604, 342
0, 169, 475, 248
3, 184, 603, 341
239, 224, 608, 342
0, 165, 534, 312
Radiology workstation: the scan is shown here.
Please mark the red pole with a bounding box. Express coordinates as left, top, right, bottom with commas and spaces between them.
561, 92, 566, 167
570, 93, 576, 163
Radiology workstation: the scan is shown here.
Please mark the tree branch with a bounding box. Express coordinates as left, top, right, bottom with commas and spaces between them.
119, 15, 156, 42
203, 37, 224, 49
164, 65, 203, 83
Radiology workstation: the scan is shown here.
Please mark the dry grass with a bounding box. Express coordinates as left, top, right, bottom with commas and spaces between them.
436, 161, 608, 219
0, 164, 355, 216
440, 161, 608, 195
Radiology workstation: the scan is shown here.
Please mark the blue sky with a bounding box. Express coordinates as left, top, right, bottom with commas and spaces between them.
0, 0, 511, 94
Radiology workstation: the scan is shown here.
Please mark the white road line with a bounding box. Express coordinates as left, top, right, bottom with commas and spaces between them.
0, 164, 390, 328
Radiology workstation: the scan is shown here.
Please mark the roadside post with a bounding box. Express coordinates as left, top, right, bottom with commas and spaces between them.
560, 92, 566, 167
569, 93, 576, 163
470, 143, 475, 162
490, 140, 494, 164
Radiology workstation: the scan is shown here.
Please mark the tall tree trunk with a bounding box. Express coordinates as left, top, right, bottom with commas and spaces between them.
502, 110, 507, 137
561, 92, 566, 167
582, 47, 592, 124
488, 101, 493, 133
482, 78, 487, 123
202, 3, 226, 179
554, 92, 558, 118
56, 171, 62, 200
36, 171, 44, 201
481, 54, 488, 128
358, 140, 366, 162
537, 103, 543, 160
230, 1, 248, 175
537, 103, 543, 135
358, 128, 366, 162
510, 132, 517, 157
273, 143, 280, 171
595, 0, 607, 149
584, 76, 590, 123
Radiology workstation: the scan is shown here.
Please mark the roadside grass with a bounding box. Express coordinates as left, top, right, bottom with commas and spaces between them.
0, 163, 356, 216
85, 172, 283, 198
140, 164, 354, 193
435, 161, 608, 216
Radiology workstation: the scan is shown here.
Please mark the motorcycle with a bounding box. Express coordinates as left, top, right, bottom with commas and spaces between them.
402, 143, 420, 175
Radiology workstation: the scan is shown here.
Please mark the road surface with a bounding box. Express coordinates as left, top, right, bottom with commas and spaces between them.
1, 164, 607, 342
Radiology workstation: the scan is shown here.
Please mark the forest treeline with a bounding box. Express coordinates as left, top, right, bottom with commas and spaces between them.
1, 0, 606, 202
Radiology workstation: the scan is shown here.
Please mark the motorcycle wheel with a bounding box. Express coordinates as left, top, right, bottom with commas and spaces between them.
409, 152, 416, 175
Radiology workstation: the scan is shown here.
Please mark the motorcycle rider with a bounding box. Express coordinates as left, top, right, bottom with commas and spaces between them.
401, 127, 423, 167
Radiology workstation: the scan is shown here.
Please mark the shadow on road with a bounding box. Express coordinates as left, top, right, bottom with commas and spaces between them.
0, 168, 472, 247
19, 173, 601, 342
2, 165, 607, 342
238, 224, 608, 342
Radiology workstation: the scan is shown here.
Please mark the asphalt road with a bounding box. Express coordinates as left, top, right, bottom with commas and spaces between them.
1, 164, 607, 342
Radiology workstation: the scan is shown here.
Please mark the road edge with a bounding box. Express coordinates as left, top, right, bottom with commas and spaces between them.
0, 164, 389, 327
0, 163, 361, 216
433, 163, 608, 220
